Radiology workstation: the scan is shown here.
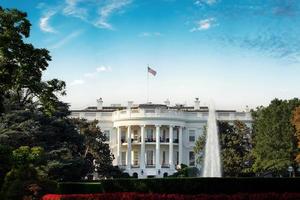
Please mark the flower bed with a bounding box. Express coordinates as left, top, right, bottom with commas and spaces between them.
43, 192, 300, 200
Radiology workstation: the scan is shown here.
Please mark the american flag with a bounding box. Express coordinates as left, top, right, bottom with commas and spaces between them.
148, 66, 157, 76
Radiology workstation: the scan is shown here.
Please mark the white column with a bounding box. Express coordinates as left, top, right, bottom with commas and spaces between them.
117, 126, 121, 165
155, 125, 161, 169
179, 126, 183, 165
169, 125, 174, 169
127, 125, 131, 169
140, 125, 145, 169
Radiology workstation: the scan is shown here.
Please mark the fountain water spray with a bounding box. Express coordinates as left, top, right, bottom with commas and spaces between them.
203, 102, 222, 177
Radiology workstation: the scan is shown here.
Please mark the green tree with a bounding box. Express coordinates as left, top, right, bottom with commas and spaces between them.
0, 7, 66, 115
252, 98, 300, 176
219, 121, 253, 177
72, 118, 114, 178
0, 145, 12, 188
0, 102, 87, 181
291, 106, 300, 164
0, 146, 52, 200
193, 126, 206, 168
171, 164, 200, 177
0, 7, 115, 186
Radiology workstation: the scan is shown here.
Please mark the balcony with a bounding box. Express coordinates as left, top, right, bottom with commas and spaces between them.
113, 109, 208, 121
121, 138, 179, 144
146, 164, 155, 168
145, 138, 156, 142
132, 164, 140, 168
161, 164, 170, 168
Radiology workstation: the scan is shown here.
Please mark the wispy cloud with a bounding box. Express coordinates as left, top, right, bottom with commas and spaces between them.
95, 0, 132, 29
194, 0, 217, 6
138, 32, 162, 37
70, 79, 85, 86
83, 66, 112, 78
96, 66, 112, 72
63, 0, 87, 20
39, 11, 57, 33
39, 0, 133, 31
49, 30, 83, 49
190, 18, 216, 32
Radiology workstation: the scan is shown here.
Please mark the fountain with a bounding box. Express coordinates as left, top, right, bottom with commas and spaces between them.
203, 103, 222, 177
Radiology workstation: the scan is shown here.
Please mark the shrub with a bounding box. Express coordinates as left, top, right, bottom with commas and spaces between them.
42, 192, 300, 200
57, 178, 300, 195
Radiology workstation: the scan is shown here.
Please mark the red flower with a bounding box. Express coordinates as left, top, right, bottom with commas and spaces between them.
42, 192, 300, 200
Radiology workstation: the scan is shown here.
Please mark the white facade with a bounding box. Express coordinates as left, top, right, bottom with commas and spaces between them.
70, 98, 252, 178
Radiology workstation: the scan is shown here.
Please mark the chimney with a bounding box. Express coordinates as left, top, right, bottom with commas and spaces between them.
194, 97, 200, 110
97, 98, 103, 110
164, 99, 170, 106
245, 105, 250, 112
127, 101, 133, 110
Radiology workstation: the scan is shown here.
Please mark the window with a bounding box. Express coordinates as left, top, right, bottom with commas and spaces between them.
133, 151, 139, 166
162, 129, 167, 142
146, 129, 154, 141
175, 151, 179, 165
133, 130, 139, 141
146, 150, 154, 165
121, 131, 126, 143
162, 151, 166, 165
121, 152, 126, 165
189, 130, 196, 142
103, 130, 110, 141
189, 151, 195, 166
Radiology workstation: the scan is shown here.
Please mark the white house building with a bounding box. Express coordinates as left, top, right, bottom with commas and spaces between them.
70, 98, 252, 178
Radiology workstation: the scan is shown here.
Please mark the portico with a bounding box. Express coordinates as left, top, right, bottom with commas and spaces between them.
115, 124, 183, 177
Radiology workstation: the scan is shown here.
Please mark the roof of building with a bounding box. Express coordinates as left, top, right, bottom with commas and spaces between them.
71, 103, 240, 113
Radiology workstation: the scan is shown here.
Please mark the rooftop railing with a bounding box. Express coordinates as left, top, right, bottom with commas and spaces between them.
71, 108, 252, 122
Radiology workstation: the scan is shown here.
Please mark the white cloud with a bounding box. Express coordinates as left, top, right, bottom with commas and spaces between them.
39, 11, 57, 33
96, 66, 112, 72
63, 0, 87, 20
95, 0, 132, 30
71, 66, 111, 87
70, 79, 85, 86
190, 18, 216, 32
39, 0, 132, 31
49, 30, 83, 49
194, 0, 217, 6
82, 66, 112, 79
139, 32, 162, 37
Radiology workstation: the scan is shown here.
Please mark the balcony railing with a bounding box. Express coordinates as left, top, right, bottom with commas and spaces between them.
113, 109, 208, 121
161, 164, 170, 168
112, 109, 252, 122
145, 138, 156, 142
146, 164, 155, 168
121, 138, 179, 144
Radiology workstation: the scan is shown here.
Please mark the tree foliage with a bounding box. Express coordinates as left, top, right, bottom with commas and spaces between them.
251, 98, 300, 176
291, 106, 300, 164
0, 145, 12, 188
71, 118, 114, 178
171, 164, 200, 177
219, 121, 252, 177
193, 126, 206, 168
0, 146, 49, 200
0, 8, 115, 196
0, 7, 66, 115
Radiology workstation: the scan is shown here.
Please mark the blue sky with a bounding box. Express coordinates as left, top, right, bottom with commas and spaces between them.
2, 0, 300, 110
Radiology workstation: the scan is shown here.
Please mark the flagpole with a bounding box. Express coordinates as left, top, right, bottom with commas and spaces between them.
147, 65, 149, 103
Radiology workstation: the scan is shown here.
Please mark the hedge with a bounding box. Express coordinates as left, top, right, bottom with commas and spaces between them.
43, 192, 300, 200
57, 178, 300, 194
